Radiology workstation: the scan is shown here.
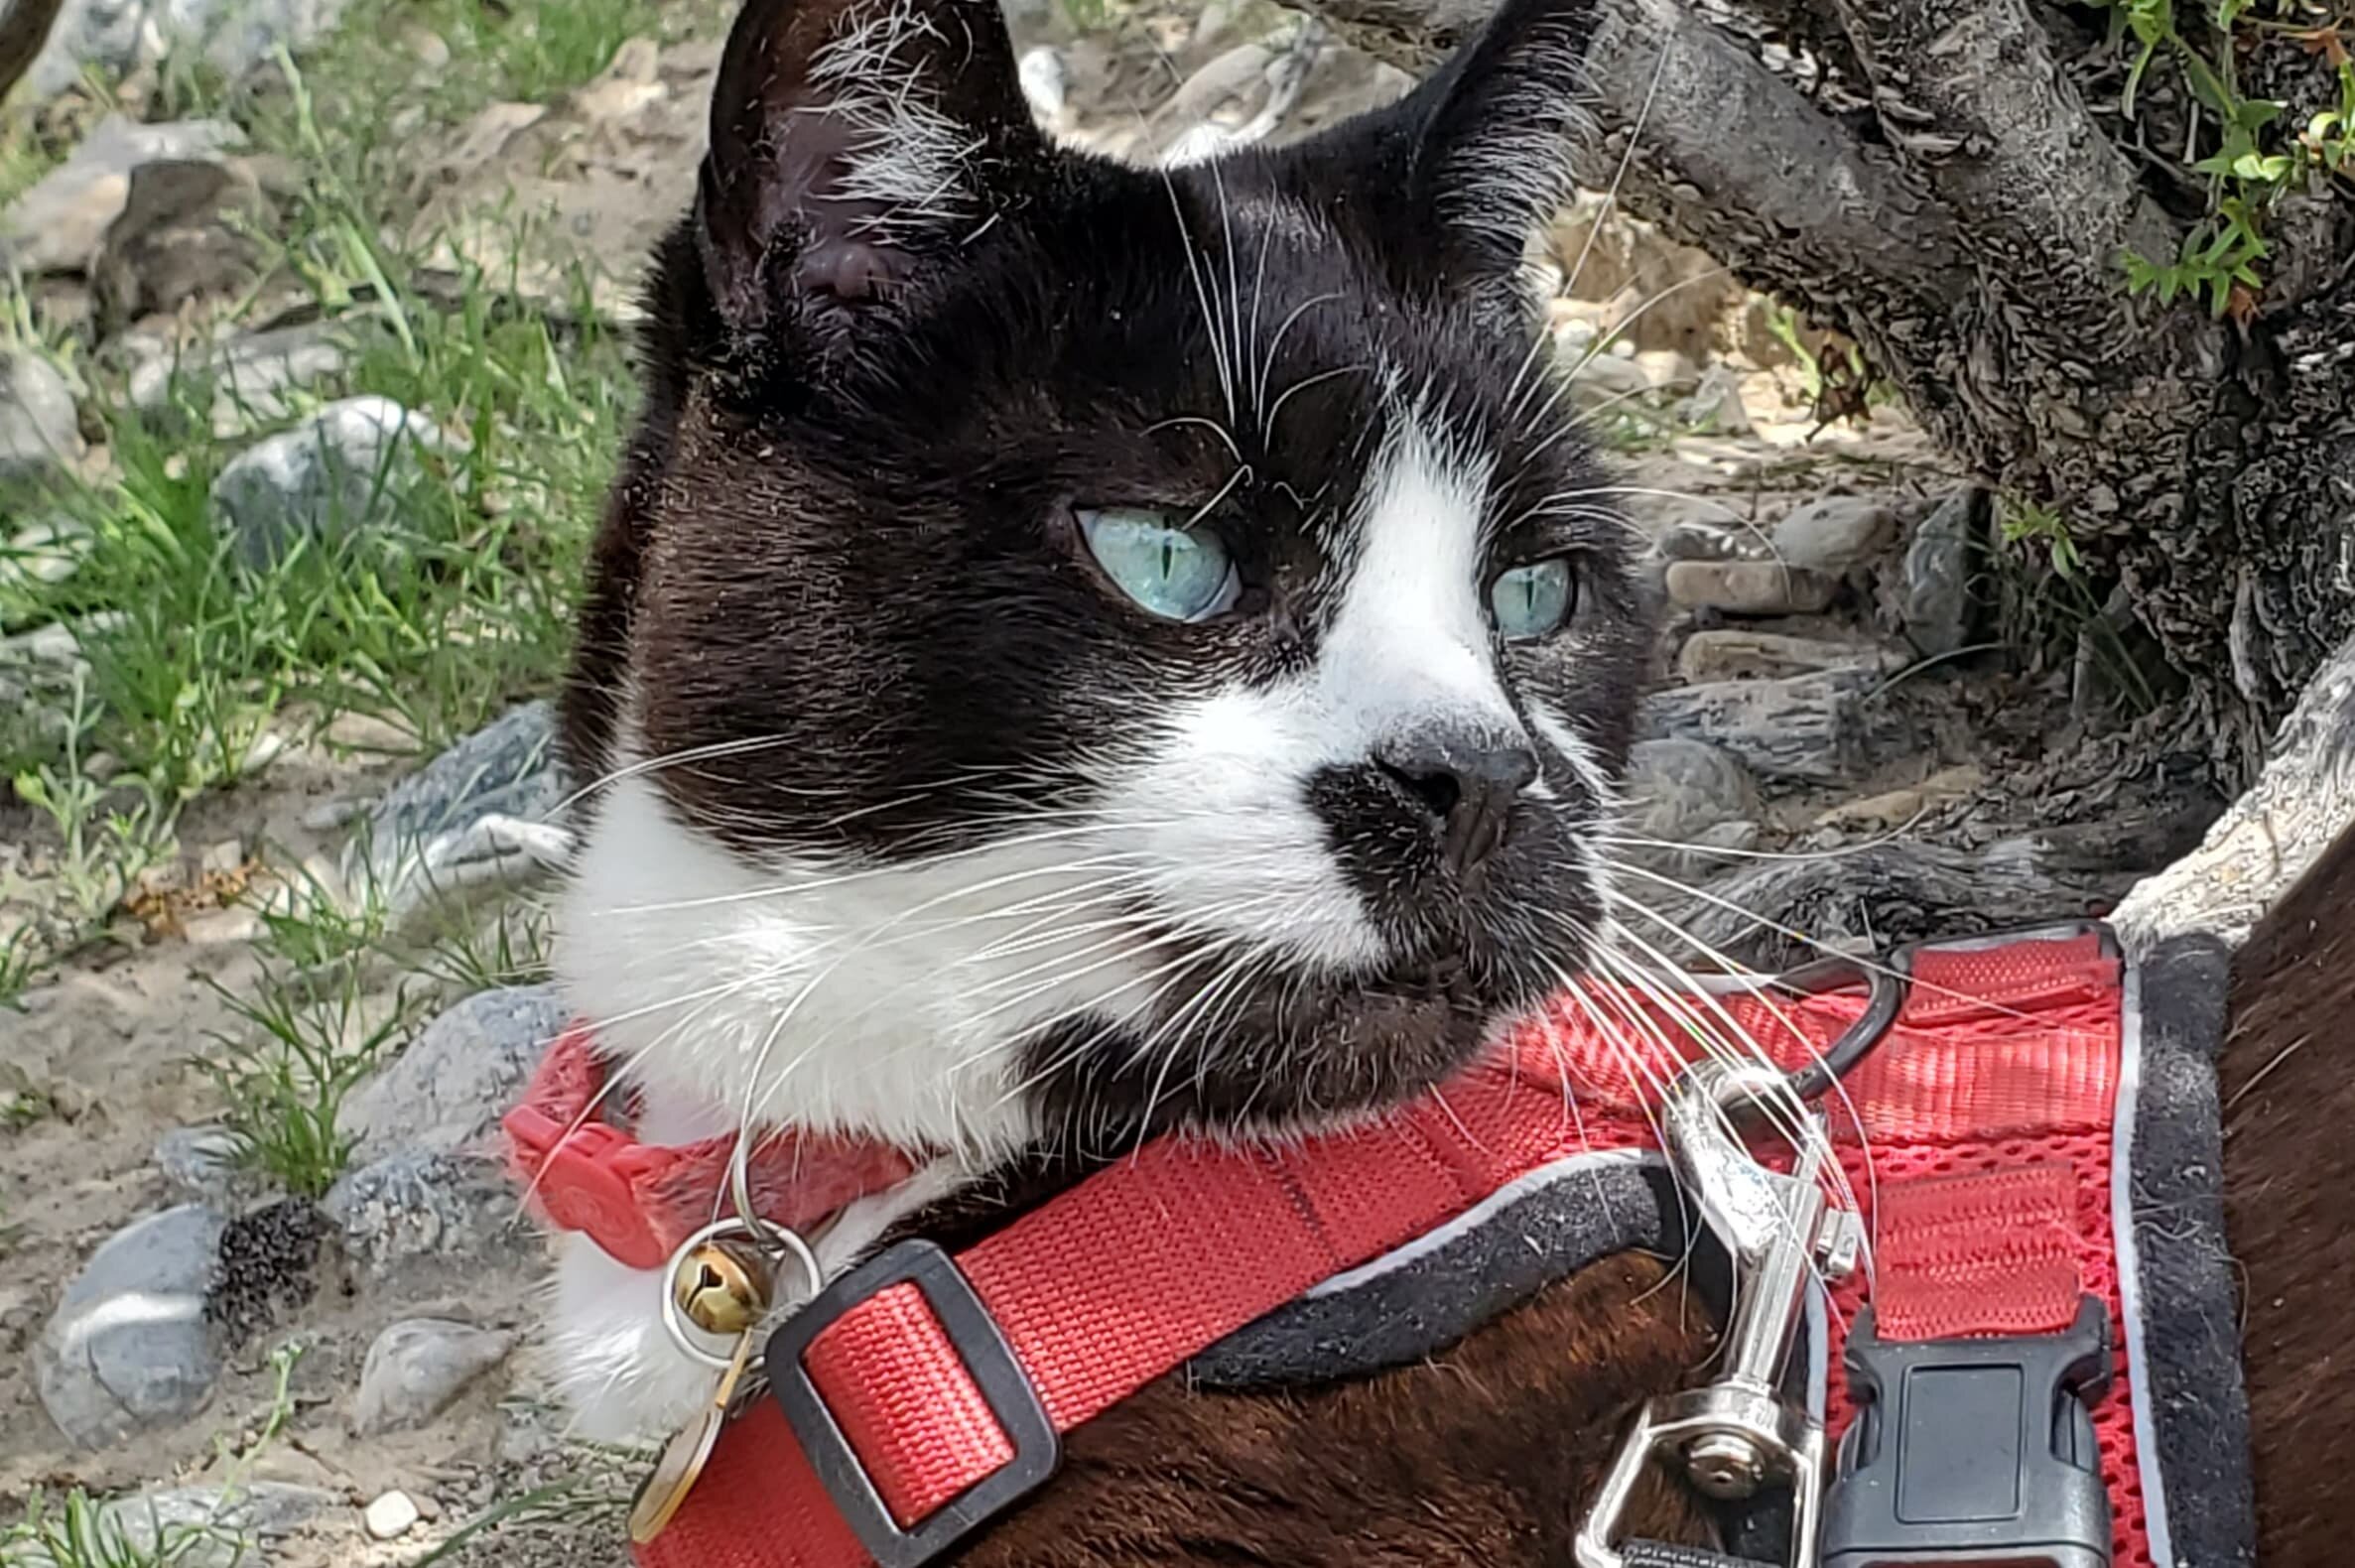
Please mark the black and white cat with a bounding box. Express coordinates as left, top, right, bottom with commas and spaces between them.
547, 0, 1644, 1440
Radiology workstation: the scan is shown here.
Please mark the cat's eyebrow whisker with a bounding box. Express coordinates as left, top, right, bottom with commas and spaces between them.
1555, 39, 1672, 313
1263, 362, 1372, 444
1143, 414, 1243, 462
1514, 263, 1737, 452
1499, 46, 1674, 432
1251, 291, 1344, 423
1159, 163, 1238, 425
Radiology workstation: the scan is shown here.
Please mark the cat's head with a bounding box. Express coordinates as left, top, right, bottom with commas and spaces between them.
559, 0, 1646, 1156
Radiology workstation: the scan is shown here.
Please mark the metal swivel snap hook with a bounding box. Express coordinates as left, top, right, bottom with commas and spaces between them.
1576, 1060, 1864, 1568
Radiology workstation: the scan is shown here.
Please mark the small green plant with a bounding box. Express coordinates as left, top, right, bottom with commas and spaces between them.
0, 1491, 242, 1568
423, 899, 555, 993
197, 961, 423, 1199
3, 1345, 305, 1568
11, 672, 173, 956
2104, 0, 2355, 317
1998, 498, 2085, 579
0, 925, 40, 1011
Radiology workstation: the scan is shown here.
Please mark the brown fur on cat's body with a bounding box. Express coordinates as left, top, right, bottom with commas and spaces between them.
863, 837, 2355, 1567
2225, 823, 2355, 1562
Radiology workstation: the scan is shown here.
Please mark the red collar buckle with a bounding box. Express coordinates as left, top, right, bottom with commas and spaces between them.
503, 1101, 674, 1270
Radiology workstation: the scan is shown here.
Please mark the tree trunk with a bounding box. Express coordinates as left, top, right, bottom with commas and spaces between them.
1295, 0, 2355, 784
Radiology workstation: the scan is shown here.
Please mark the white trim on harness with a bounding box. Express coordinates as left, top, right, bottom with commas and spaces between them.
2113, 957, 2177, 1565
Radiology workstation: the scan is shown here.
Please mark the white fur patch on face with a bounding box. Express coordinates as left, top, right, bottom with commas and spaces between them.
558, 770, 1159, 1160
1095, 408, 1518, 972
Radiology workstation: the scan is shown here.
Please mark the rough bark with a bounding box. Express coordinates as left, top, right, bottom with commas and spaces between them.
0, 0, 65, 103
1291, 0, 2355, 784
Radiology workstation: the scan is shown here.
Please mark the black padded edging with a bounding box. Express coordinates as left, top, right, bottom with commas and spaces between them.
1182, 1159, 1698, 1388
2127, 933, 2257, 1567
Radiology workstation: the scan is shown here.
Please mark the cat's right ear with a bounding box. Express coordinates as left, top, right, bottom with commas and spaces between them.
697, 0, 1048, 350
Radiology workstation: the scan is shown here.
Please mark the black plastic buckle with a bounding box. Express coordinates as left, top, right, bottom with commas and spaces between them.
765, 1240, 1061, 1568
1821, 1295, 2113, 1567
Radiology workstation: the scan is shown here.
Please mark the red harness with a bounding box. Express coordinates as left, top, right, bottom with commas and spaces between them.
506, 928, 2161, 1568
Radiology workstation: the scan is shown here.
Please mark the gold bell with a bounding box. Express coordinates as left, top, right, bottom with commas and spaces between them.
670, 1237, 774, 1338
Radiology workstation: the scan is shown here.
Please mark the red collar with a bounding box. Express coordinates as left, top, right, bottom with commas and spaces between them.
501, 1031, 921, 1272
507, 929, 2151, 1568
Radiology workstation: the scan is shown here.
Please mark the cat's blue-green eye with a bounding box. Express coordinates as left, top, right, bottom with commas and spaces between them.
1078, 507, 1240, 623
1490, 558, 1577, 639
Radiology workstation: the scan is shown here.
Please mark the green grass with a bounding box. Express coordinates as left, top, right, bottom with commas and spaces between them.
0, 1490, 242, 1568
0, 0, 738, 993
196, 957, 425, 1198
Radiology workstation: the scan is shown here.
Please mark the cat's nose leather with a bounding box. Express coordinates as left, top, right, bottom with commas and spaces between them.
1373, 727, 1538, 876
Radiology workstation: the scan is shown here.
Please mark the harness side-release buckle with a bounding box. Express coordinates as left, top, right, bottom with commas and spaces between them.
1820, 1295, 2112, 1568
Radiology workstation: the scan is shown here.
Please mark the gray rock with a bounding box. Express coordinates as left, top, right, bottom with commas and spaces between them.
341, 983, 564, 1167
154, 1123, 246, 1202
0, 116, 241, 276
130, 319, 369, 436
1676, 628, 1902, 684
1, 516, 92, 590
91, 158, 272, 333
323, 1149, 518, 1274
1902, 487, 1986, 657
1637, 668, 1914, 787
1770, 496, 1897, 574
26, 0, 352, 100
1678, 364, 1753, 436
1654, 520, 1741, 563
353, 1317, 514, 1435
86, 1483, 335, 1568
1664, 560, 1839, 615
1, 352, 85, 484
208, 395, 459, 566
1623, 738, 1761, 844
1566, 348, 1656, 409
35, 1204, 224, 1448
351, 701, 572, 921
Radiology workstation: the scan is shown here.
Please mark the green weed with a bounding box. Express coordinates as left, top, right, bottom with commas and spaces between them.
2101, 0, 2355, 315
196, 960, 422, 1198
10, 671, 173, 954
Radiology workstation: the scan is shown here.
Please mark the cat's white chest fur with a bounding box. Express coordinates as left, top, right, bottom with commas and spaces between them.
544, 769, 1155, 1437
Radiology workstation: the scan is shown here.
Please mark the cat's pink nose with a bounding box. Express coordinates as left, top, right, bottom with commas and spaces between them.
1372, 728, 1538, 877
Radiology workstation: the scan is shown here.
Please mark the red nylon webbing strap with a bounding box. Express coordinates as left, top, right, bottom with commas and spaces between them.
627, 932, 2129, 1568
1873, 1164, 2086, 1342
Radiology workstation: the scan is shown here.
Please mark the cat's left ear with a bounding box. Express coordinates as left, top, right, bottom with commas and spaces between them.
696, 0, 1048, 346
1313, 0, 1599, 308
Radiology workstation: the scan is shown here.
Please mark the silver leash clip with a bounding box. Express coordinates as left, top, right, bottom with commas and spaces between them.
1576, 1060, 1863, 1568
